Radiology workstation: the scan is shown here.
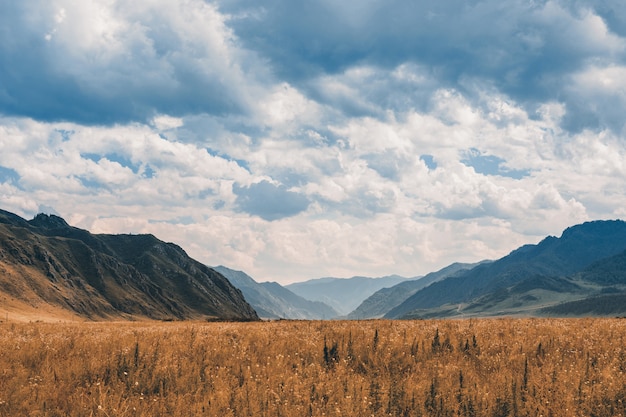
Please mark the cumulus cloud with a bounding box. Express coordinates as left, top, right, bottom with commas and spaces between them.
234, 180, 310, 221
0, 0, 263, 124
0, 117, 254, 212
225, 0, 626, 133
1, 0, 626, 283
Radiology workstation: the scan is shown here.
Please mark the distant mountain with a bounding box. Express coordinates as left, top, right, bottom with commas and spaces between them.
389, 220, 626, 319
0, 209, 259, 321
347, 262, 488, 319
430, 250, 626, 319
285, 275, 408, 316
213, 266, 338, 319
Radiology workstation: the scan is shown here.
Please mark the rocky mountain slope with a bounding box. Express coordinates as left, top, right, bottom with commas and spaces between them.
0, 209, 259, 321
388, 220, 626, 319
213, 266, 338, 319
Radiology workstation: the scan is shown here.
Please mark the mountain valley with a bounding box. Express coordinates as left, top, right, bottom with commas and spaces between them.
1, 207, 625, 321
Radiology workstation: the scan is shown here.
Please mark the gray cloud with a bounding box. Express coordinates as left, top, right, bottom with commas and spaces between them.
224, 0, 626, 132
234, 180, 310, 220
0, 1, 254, 125
363, 150, 415, 181
1, 0, 626, 283
3, 0, 625, 133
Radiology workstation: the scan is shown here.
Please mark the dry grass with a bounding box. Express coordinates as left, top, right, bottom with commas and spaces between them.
0, 318, 624, 416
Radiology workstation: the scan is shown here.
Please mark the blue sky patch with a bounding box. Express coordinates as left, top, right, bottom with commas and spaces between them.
0, 166, 20, 185
420, 155, 437, 170
77, 176, 103, 190
461, 148, 529, 180
54, 129, 75, 142
142, 165, 156, 179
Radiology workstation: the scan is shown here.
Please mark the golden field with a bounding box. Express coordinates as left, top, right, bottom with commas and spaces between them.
0, 318, 624, 416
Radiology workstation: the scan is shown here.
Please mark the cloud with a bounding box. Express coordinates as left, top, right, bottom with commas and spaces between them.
565, 64, 626, 133
224, 0, 626, 133
234, 180, 310, 221
152, 115, 184, 131
1, 0, 626, 284
0, 117, 254, 209
0, 0, 262, 124
2, 64, 622, 282
3, 0, 626, 133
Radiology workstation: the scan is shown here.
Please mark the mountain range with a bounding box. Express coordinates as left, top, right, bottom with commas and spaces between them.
212, 266, 338, 319
347, 261, 489, 319
384, 220, 626, 318
0, 209, 258, 321
2, 207, 625, 321
285, 275, 409, 316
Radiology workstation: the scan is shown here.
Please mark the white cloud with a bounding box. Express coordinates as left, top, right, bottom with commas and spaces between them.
1, 0, 269, 123
259, 83, 323, 128
2, 0, 626, 284
0, 117, 256, 211
152, 115, 184, 130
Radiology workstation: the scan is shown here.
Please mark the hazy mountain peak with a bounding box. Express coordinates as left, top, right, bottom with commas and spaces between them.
348, 261, 485, 319
286, 275, 409, 316
214, 265, 338, 319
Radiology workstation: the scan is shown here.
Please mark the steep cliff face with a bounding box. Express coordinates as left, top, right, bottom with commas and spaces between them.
0, 209, 258, 321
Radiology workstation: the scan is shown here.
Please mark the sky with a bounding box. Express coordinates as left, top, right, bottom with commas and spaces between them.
1, 0, 626, 284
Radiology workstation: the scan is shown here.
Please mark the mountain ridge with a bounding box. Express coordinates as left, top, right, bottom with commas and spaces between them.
0, 209, 259, 321
3, 209, 625, 321
389, 220, 626, 319
347, 261, 489, 319
213, 265, 338, 319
